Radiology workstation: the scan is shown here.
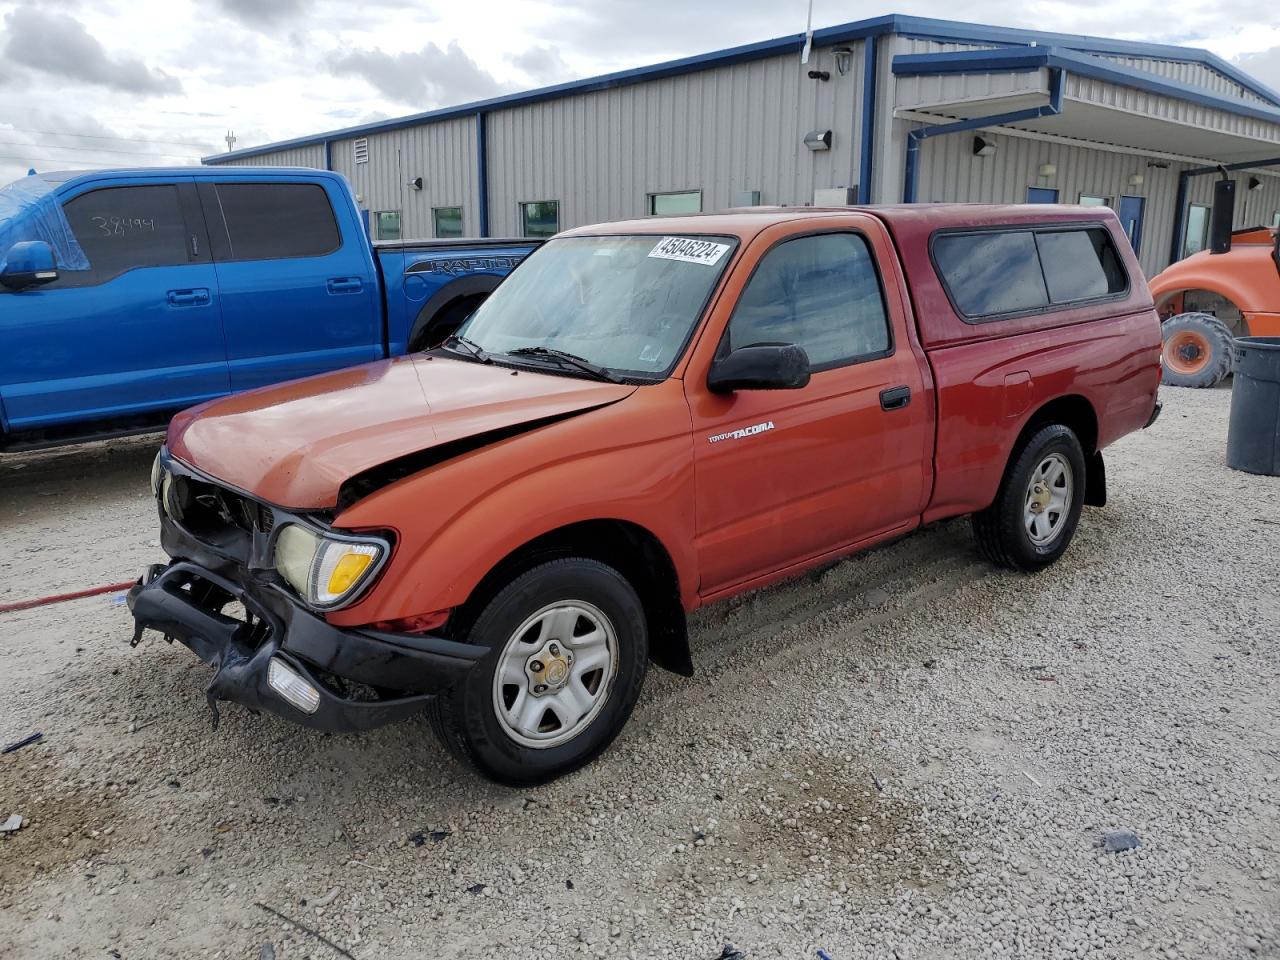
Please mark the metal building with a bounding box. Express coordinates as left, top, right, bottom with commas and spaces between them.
205, 14, 1280, 276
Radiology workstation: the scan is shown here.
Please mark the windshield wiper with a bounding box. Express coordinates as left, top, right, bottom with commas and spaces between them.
441, 334, 491, 363
505, 346, 622, 383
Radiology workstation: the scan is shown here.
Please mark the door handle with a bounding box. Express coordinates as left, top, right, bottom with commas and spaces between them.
327, 277, 363, 294
879, 385, 912, 411
167, 288, 210, 306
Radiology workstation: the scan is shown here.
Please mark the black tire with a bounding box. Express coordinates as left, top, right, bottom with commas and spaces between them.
1160, 312, 1234, 388
428, 558, 648, 785
972, 424, 1087, 572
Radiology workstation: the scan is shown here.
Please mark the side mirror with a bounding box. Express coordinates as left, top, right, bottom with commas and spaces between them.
707, 343, 811, 393
1208, 178, 1236, 255
0, 241, 59, 291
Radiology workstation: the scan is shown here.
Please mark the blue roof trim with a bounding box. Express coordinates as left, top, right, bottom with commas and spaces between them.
893, 47, 1280, 125
205, 13, 1280, 164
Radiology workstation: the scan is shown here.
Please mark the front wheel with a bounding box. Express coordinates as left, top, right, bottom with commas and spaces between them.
428, 558, 649, 785
972, 424, 1087, 572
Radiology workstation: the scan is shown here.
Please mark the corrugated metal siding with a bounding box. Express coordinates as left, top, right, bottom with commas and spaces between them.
1185, 169, 1280, 232
1065, 74, 1280, 146
1096, 55, 1273, 106
327, 117, 478, 239
894, 69, 1046, 111
484, 42, 866, 235
211, 144, 326, 168
908, 126, 1239, 277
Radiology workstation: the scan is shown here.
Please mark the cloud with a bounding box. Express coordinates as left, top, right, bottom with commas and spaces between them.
3, 6, 181, 96
328, 40, 511, 107
1234, 47, 1280, 94
214, 0, 311, 27
508, 45, 574, 85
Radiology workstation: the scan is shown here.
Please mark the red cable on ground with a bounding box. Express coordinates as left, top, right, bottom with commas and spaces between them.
0, 581, 135, 614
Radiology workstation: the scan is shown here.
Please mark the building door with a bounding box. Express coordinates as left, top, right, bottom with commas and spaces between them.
1118, 196, 1145, 254
1027, 187, 1059, 203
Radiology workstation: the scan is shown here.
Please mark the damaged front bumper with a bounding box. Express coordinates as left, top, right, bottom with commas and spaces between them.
128, 459, 484, 733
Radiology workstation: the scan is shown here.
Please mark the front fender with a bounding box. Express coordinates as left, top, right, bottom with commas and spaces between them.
325, 381, 699, 628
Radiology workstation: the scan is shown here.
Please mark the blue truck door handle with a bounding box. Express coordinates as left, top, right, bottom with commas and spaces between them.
327, 277, 364, 294
167, 288, 210, 307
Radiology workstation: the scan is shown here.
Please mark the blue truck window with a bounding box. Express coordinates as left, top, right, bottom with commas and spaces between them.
55, 185, 190, 287
210, 183, 340, 260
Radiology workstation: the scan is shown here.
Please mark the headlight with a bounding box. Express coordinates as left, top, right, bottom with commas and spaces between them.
150, 450, 164, 497
273, 524, 388, 609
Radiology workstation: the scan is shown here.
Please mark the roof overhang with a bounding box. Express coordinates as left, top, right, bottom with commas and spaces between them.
893, 48, 1280, 165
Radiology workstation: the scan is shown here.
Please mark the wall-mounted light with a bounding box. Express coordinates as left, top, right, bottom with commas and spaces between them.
1249, 175, 1264, 191
807, 69, 830, 82
972, 135, 996, 157
833, 47, 853, 76
408, 176, 423, 191
1128, 173, 1144, 187
804, 129, 833, 151
1038, 162, 1057, 177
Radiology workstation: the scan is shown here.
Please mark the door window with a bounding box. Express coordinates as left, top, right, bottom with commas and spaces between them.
209, 183, 341, 260
727, 232, 891, 371
56, 185, 190, 286
433, 206, 463, 238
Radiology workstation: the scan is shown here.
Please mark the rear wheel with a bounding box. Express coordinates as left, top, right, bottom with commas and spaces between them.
1161, 312, 1233, 388
428, 558, 648, 785
973, 424, 1087, 572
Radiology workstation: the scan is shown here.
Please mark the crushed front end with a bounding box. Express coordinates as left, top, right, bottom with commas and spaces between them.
128, 449, 482, 731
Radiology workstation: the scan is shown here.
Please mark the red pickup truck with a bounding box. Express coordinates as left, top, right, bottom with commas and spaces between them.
130, 206, 1162, 784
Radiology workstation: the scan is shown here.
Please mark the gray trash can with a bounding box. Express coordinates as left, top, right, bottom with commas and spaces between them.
1226, 336, 1280, 476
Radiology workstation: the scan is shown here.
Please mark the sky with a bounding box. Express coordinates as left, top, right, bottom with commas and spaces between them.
1, 0, 1279, 184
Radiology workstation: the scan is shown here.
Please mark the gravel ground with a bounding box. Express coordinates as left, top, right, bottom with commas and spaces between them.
1, 385, 1278, 960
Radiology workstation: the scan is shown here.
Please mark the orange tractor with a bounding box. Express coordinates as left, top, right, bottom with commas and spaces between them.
1150, 186, 1280, 388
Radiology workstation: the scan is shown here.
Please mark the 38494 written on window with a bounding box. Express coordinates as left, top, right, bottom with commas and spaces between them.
212, 183, 341, 260
58, 184, 190, 286
932, 226, 1127, 321
727, 232, 891, 371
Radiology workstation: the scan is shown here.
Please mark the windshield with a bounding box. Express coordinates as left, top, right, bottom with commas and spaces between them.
455, 234, 736, 380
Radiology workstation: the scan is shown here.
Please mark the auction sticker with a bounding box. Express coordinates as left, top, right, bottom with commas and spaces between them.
648, 236, 731, 266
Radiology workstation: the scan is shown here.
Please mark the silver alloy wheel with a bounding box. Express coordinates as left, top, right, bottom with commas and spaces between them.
1023, 452, 1073, 546
491, 600, 618, 749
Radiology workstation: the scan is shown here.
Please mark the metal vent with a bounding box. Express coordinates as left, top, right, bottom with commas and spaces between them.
353, 138, 369, 164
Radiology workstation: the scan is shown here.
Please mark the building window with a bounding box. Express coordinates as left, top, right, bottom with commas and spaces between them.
520, 201, 559, 238
1184, 204, 1211, 256
353, 138, 369, 164
648, 190, 702, 215
1272, 211, 1280, 228
1078, 194, 1111, 208
433, 206, 464, 238
375, 210, 402, 241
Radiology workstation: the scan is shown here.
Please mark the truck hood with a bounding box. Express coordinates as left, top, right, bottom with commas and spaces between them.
168, 354, 636, 508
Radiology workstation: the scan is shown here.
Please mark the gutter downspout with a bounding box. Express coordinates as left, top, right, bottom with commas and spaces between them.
476, 112, 490, 238
1168, 155, 1280, 264
857, 36, 879, 204
903, 67, 1065, 203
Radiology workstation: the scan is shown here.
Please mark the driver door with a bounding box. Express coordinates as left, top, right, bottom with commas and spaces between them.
687, 223, 933, 596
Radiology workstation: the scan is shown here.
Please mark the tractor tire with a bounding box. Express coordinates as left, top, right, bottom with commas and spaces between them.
1161, 313, 1234, 388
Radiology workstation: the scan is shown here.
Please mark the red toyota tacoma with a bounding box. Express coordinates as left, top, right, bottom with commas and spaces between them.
130, 206, 1162, 784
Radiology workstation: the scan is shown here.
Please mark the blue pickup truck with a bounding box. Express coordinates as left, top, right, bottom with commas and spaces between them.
0, 167, 537, 448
